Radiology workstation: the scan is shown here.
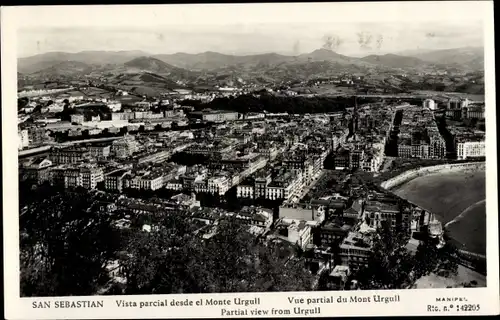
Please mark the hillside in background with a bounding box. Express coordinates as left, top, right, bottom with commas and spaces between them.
408, 47, 483, 64
28, 61, 96, 80
19, 47, 484, 74
124, 56, 179, 73
298, 48, 355, 63
153, 51, 246, 70
360, 54, 429, 69
406, 47, 484, 71
17, 47, 484, 95
18, 50, 149, 74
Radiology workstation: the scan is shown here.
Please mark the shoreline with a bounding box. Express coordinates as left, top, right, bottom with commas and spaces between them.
381, 161, 485, 191
380, 162, 486, 255
445, 199, 486, 229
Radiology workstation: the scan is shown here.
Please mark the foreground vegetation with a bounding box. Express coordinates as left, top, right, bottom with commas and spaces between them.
352, 221, 459, 290
19, 184, 313, 296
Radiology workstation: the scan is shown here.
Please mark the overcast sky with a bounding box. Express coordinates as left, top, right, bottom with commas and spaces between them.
13, 2, 487, 57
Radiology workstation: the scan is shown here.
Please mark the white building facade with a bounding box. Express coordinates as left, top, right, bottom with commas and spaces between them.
18, 129, 29, 150
423, 99, 436, 110
457, 140, 485, 160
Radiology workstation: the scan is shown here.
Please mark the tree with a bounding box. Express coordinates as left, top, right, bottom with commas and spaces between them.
119, 127, 128, 135
20, 189, 121, 297
101, 128, 110, 137
179, 95, 380, 115
82, 129, 90, 139
414, 240, 459, 279
18, 97, 29, 110
119, 216, 314, 295
21, 188, 315, 296
256, 243, 314, 292
169, 152, 209, 166
191, 219, 258, 292
354, 220, 415, 290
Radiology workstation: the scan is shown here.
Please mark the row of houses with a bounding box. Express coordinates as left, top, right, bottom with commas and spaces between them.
20, 158, 105, 190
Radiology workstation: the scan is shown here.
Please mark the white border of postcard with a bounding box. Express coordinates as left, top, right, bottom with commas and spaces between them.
3, 2, 499, 319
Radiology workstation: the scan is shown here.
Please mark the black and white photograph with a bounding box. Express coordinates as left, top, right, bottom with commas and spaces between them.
3, 1, 499, 319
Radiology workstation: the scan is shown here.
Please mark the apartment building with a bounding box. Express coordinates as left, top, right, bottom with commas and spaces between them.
28, 126, 47, 146
112, 135, 139, 159
429, 135, 446, 159
463, 106, 485, 119
287, 221, 313, 251
105, 169, 131, 192
332, 148, 350, 170
228, 207, 273, 228
80, 166, 105, 189
278, 201, 327, 225
63, 168, 82, 188
205, 176, 231, 195
20, 158, 53, 185
457, 140, 486, 160
127, 170, 165, 191
88, 144, 111, 160
203, 111, 239, 122
446, 109, 462, 120
70, 114, 85, 124
50, 147, 91, 164
236, 171, 271, 199
319, 222, 351, 247
339, 232, 372, 270
266, 171, 303, 201
111, 112, 135, 121
50, 164, 104, 189
237, 184, 255, 198
349, 149, 364, 169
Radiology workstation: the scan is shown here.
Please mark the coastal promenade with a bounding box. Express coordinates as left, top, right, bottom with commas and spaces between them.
380, 162, 486, 190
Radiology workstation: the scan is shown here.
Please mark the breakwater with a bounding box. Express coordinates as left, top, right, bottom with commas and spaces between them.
380, 162, 486, 190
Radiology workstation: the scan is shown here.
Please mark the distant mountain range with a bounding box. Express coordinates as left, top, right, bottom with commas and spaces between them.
18, 50, 150, 74
359, 54, 425, 69
408, 47, 484, 70
28, 61, 97, 78
17, 47, 484, 92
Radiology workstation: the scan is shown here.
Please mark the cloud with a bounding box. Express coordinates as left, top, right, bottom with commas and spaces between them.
322, 34, 344, 51
17, 22, 484, 57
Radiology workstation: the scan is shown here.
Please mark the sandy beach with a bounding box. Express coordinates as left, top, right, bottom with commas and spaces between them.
392, 170, 486, 255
